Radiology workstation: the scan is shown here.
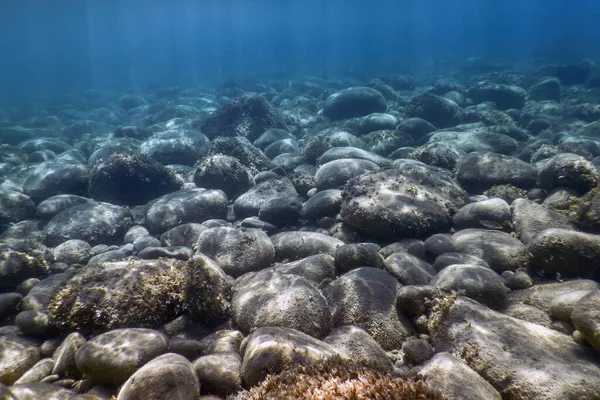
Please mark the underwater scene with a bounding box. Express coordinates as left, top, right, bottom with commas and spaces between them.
2, 0, 600, 399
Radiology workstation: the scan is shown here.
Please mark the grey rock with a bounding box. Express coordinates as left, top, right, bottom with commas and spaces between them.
301, 189, 342, 219
15, 310, 52, 337
14, 358, 54, 384
232, 269, 331, 338
239, 326, 344, 387
418, 352, 501, 400
23, 161, 88, 203
571, 290, 600, 352
431, 297, 600, 399
52, 240, 93, 265
453, 198, 512, 231
144, 189, 228, 234
0, 335, 40, 385
160, 223, 207, 248
433, 252, 490, 272
76, 328, 168, 384
116, 353, 199, 400
271, 231, 343, 262
511, 198, 575, 245
384, 251, 436, 285
193, 154, 253, 199
323, 325, 392, 371
44, 202, 133, 246
193, 353, 242, 396
539, 153, 599, 192
455, 152, 537, 192
322, 87, 387, 120
341, 161, 468, 240
274, 254, 336, 285
452, 229, 531, 273
314, 158, 380, 191
195, 227, 274, 278
323, 267, 414, 350
233, 177, 299, 218
138, 246, 193, 261
0, 292, 23, 319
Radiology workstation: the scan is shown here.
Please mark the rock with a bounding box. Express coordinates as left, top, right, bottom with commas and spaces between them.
314, 158, 380, 191
402, 338, 434, 365
505, 303, 552, 327
193, 155, 253, 199
538, 153, 599, 193
322, 87, 387, 120
271, 231, 343, 262
52, 332, 87, 378
455, 152, 538, 192
384, 251, 436, 285
89, 153, 181, 206
21, 273, 71, 311
0, 292, 22, 318
197, 330, 244, 356
0, 188, 35, 228
0, 335, 40, 385
406, 93, 463, 128
193, 353, 242, 396
207, 136, 273, 176
341, 161, 469, 240
14, 358, 54, 384
258, 196, 302, 226
452, 229, 531, 273
239, 326, 344, 387
264, 138, 299, 158
160, 223, 207, 248
47, 256, 231, 333
200, 93, 287, 142
115, 353, 199, 400
144, 189, 228, 234
432, 264, 508, 310
528, 229, 600, 279
424, 130, 518, 155
452, 198, 512, 231
233, 177, 299, 218
301, 189, 342, 219
301, 129, 368, 164
274, 254, 336, 285
76, 328, 168, 384
138, 246, 193, 261
232, 269, 331, 338
550, 290, 593, 321
15, 310, 52, 337
44, 202, 134, 246
253, 128, 295, 149
334, 243, 385, 274
35, 194, 89, 220
529, 78, 561, 102
397, 118, 437, 141
195, 227, 274, 278
511, 198, 575, 245
8, 382, 76, 400
0, 251, 48, 291
571, 290, 600, 351
409, 141, 466, 170
431, 296, 600, 399
418, 352, 501, 400
87, 244, 134, 266
424, 234, 456, 259
396, 285, 440, 317
364, 129, 414, 157
323, 325, 392, 371
140, 129, 208, 166
132, 235, 162, 252
357, 112, 398, 134
467, 83, 526, 110
323, 267, 414, 350
317, 147, 392, 167
433, 252, 490, 272
52, 240, 93, 265
23, 161, 88, 203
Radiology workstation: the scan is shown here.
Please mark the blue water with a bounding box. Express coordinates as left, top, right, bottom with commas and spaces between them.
1, 0, 599, 104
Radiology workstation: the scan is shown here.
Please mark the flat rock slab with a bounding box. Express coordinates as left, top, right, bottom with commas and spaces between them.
431, 296, 600, 399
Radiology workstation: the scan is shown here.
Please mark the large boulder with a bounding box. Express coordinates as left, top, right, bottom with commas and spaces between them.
89, 153, 181, 206
44, 201, 134, 246
467, 83, 527, 110
23, 161, 89, 203
406, 93, 463, 128
430, 296, 600, 399
322, 87, 387, 120
323, 267, 414, 350
340, 161, 469, 240
144, 189, 228, 234
47, 255, 232, 334
195, 227, 275, 278
199, 93, 287, 142
232, 269, 332, 338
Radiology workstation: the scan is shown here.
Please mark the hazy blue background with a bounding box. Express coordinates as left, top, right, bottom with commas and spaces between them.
0, 0, 598, 103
